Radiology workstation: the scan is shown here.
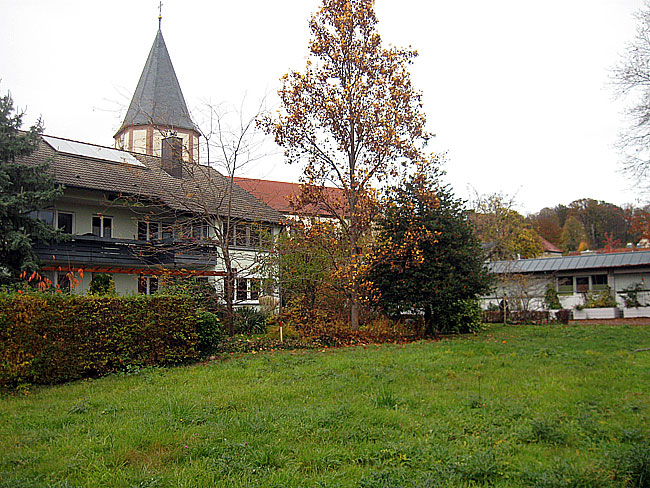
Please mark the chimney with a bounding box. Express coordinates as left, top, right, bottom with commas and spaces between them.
161, 136, 182, 178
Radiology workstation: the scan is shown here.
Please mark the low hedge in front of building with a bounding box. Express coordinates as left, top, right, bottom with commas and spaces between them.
0, 293, 199, 387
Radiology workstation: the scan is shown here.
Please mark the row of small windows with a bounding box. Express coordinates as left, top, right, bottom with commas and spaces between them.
31, 211, 273, 248
139, 276, 260, 301
47, 272, 261, 302
137, 221, 274, 248
557, 275, 608, 295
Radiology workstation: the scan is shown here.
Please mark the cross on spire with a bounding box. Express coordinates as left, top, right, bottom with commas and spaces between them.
158, 1, 163, 29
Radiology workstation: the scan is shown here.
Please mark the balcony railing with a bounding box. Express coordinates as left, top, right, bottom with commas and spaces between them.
34, 234, 219, 269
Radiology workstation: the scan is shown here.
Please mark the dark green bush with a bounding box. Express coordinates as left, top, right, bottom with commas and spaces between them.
196, 310, 224, 355
88, 273, 115, 296
435, 299, 483, 334
0, 293, 199, 387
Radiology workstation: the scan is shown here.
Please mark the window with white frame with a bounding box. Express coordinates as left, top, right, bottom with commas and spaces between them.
29, 209, 74, 234
191, 222, 210, 240
234, 277, 261, 301
29, 209, 55, 226
138, 221, 160, 241
92, 215, 113, 238
229, 223, 273, 248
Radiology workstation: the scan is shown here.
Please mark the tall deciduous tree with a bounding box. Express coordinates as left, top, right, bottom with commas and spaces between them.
263, 0, 432, 329
566, 198, 627, 249
613, 0, 650, 185
470, 192, 543, 260
561, 215, 588, 252
366, 170, 491, 334
530, 207, 563, 247
0, 92, 63, 283
130, 101, 275, 335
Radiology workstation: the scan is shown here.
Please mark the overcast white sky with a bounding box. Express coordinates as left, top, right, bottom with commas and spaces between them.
0, 0, 646, 213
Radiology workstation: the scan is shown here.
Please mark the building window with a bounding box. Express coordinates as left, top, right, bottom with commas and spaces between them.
250, 279, 260, 301
236, 278, 248, 301
138, 221, 160, 241
138, 275, 158, 295
92, 215, 113, 238
576, 277, 589, 293
29, 209, 55, 226
179, 221, 209, 240
56, 211, 74, 234
557, 275, 610, 295
591, 274, 608, 291
229, 223, 272, 248
234, 277, 261, 302
192, 223, 209, 240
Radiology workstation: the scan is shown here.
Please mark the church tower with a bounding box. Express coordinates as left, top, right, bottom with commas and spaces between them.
114, 25, 200, 163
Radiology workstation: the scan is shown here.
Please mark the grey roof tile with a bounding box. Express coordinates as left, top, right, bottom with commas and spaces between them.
117, 29, 195, 133
19, 136, 282, 224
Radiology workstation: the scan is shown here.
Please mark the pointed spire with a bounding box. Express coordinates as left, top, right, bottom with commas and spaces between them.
116, 28, 195, 135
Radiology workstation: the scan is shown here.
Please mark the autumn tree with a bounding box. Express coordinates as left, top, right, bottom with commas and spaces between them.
530, 207, 563, 247
627, 204, 650, 243
470, 192, 543, 260
366, 170, 491, 334
263, 218, 349, 324
561, 215, 588, 251
263, 0, 432, 329
0, 91, 63, 284
566, 198, 627, 248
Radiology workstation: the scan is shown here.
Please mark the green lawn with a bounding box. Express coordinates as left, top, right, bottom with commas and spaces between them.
1, 324, 650, 487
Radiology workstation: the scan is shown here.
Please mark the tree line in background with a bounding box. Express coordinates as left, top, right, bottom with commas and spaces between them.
528, 198, 650, 253
468, 192, 650, 259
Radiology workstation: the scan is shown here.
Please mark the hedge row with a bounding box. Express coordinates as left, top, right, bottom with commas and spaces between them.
482, 309, 571, 325
0, 294, 199, 387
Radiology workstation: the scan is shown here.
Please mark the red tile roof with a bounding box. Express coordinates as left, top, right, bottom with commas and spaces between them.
233, 177, 345, 217
540, 237, 562, 254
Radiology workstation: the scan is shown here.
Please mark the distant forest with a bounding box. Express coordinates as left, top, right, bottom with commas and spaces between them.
470, 197, 650, 260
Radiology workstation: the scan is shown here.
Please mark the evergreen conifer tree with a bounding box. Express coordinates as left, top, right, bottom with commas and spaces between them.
0, 91, 63, 283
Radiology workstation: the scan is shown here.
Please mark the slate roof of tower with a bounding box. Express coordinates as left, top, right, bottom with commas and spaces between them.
116, 29, 196, 134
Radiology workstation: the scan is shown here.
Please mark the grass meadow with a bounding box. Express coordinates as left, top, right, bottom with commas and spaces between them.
1, 323, 650, 487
